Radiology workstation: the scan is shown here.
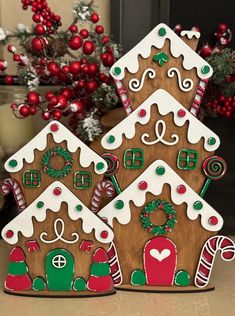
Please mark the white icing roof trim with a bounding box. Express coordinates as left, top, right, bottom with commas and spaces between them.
98, 160, 223, 232
5, 120, 107, 175
180, 30, 201, 39
101, 89, 220, 152
110, 23, 212, 80
2, 181, 114, 245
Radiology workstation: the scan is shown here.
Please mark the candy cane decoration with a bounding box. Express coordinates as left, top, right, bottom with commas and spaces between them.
194, 235, 235, 288
90, 180, 115, 213
107, 242, 123, 285
0, 178, 26, 211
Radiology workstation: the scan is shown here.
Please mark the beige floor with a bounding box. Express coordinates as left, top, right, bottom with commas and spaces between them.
0, 238, 235, 316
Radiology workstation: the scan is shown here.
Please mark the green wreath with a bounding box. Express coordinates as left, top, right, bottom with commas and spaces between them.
42, 147, 73, 178
140, 199, 177, 235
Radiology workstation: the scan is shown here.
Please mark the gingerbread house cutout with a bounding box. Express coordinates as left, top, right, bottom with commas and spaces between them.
2, 181, 115, 297
2, 121, 108, 209
111, 23, 212, 115
98, 160, 235, 291
101, 89, 221, 193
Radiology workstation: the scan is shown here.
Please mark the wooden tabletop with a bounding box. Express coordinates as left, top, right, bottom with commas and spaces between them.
0, 237, 234, 316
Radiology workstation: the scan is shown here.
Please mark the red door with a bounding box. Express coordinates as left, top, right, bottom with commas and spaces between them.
143, 237, 177, 286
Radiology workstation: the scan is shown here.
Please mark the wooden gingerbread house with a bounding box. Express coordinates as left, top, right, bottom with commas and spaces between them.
2, 121, 108, 210
110, 23, 212, 116
98, 160, 235, 292
101, 89, 221, 193
1, 181, 115, 297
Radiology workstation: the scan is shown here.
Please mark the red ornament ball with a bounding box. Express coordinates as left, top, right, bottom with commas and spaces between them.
53, 109, 62, 120
199, 44, 213, 58
19, 105, 30, 117
29, 106, 37, 115
95, 25, 104, 34
27, 91, 41, 105
83, 40, 95, 55
69, 61, 81, 74
35, 24, 45, 35
69, 24, 78, 34
80, 29, 89, 38
32, 13, 41, 23
42, 111, 50, 120
47, 61, 60, 76
69, 35, 83, 50
90, 12, 99, 23
31, 37, 46, 52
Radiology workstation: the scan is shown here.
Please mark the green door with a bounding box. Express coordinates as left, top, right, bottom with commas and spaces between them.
46, 248, 74, 291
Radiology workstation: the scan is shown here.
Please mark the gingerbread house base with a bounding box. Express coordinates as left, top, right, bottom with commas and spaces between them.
4, 289, 116, 298
116, 285, 214, 293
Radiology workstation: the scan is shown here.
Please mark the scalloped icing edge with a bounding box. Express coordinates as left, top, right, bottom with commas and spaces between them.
1, 181, 114, 245
5, 120, 107, 175
101, 89, 220, 152
110, 23, 212, 80
180, 30, 201, 39
98, 159, 223, 232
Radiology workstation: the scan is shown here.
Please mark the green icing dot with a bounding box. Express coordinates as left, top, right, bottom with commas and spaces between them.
113, 67, 121, 76
174, 270, 190, 286
208, 137, 216, 145
76, 204, 83, 212
193, 201, 203, 210
37, 201, 44, 209
201, 65, 210, 74
131, 269, 146, 286
9, 159, 17, 168
115, 200, 124, 209
158, 27, 166, 36
73, 277, 87, 291
96, 162, 105, 171
156, 166, 165, 175
33, 277, 46, 291
107, 135, 115, 144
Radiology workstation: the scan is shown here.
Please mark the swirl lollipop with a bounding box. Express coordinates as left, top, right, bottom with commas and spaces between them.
101, 153, 121, 194
200, 156, 227, 197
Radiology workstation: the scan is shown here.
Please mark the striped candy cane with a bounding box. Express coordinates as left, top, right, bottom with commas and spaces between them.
107, 242, 123, 285
0, 178, 26, 212
90, 180, 115, 213
194, 235, 235, 288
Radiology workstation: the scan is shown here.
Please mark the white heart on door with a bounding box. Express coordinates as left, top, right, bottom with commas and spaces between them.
150, 249, 171, 262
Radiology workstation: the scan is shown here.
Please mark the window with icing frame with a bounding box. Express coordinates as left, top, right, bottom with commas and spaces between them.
23, 170, 41, 188
124, 148, 144, 169
177, 149, 199, 170
74, 171, 92, 189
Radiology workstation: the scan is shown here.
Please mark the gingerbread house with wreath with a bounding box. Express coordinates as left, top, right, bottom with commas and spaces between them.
98, 160, 235, 291
1, 181, 116, 297
111, 23, 212, 116
101, 89, 222, 193
1, 121, 108, 210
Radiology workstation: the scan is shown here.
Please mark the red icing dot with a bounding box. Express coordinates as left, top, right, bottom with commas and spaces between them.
6, 230, 14, 238
93, 248, 108, 262
177, 185, 187, 194
138, 181, 148, 190
138, 109, 146, 117
209, 216, 218, 225
50, 123, 59, 132
53, 187, 62, 196
100, 230, 109, 239
178, 109, 186, 117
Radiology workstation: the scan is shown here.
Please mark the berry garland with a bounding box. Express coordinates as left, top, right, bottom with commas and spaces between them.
42, 147, 73, 178
140, 200, 177, 236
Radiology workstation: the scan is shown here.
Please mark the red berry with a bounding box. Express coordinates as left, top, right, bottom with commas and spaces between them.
31, 37, 46, 52
62, 65, 69, 73
95, 25, 104, 34
86, 80, 98, 93
218, 23, 228, 33
90, 12, 99, 23
57, 95, 67, 109
57, 70, 68, 82
61, 88, 73, 99
47, 61, 60, 76
4, 76, 14, 85
70, 100, 84, 113
88, 63, 98, 75
81, 65, 89, 74
83, 40, 95, 55
80, 29, 89, 38
69, 35, 83, 50
13, 54, 21, 62
77, 79, 85, 88
69, 61, 81, 74
45, 91, 54, 101
69, 24, 78, 33
35, 24, 45, 35
19, 105, 30, 117
101, 52, 108, 60
102, 36, 110, 44
53, 110, 62, 120
29, 106, 37, 115
33, 13, 41, 23
42, 111, 50, 120
50, 96, 58, 106
102, 53, 114, 67
27, 91, 41, 105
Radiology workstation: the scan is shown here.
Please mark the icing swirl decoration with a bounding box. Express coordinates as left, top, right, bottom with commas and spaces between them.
202, 156, 227, 180
129, 68, 156, 92
167, 67, 194, 92
40, 218, 79, 244
141, 120, 179, 146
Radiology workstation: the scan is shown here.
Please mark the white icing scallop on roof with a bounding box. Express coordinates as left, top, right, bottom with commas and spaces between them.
110, 23, 212, 80
98, 160, 223, 232
5, 120, 107, 175
180, 30, 201, 39
2, 181, 114, 245
101, 89, 220, 152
